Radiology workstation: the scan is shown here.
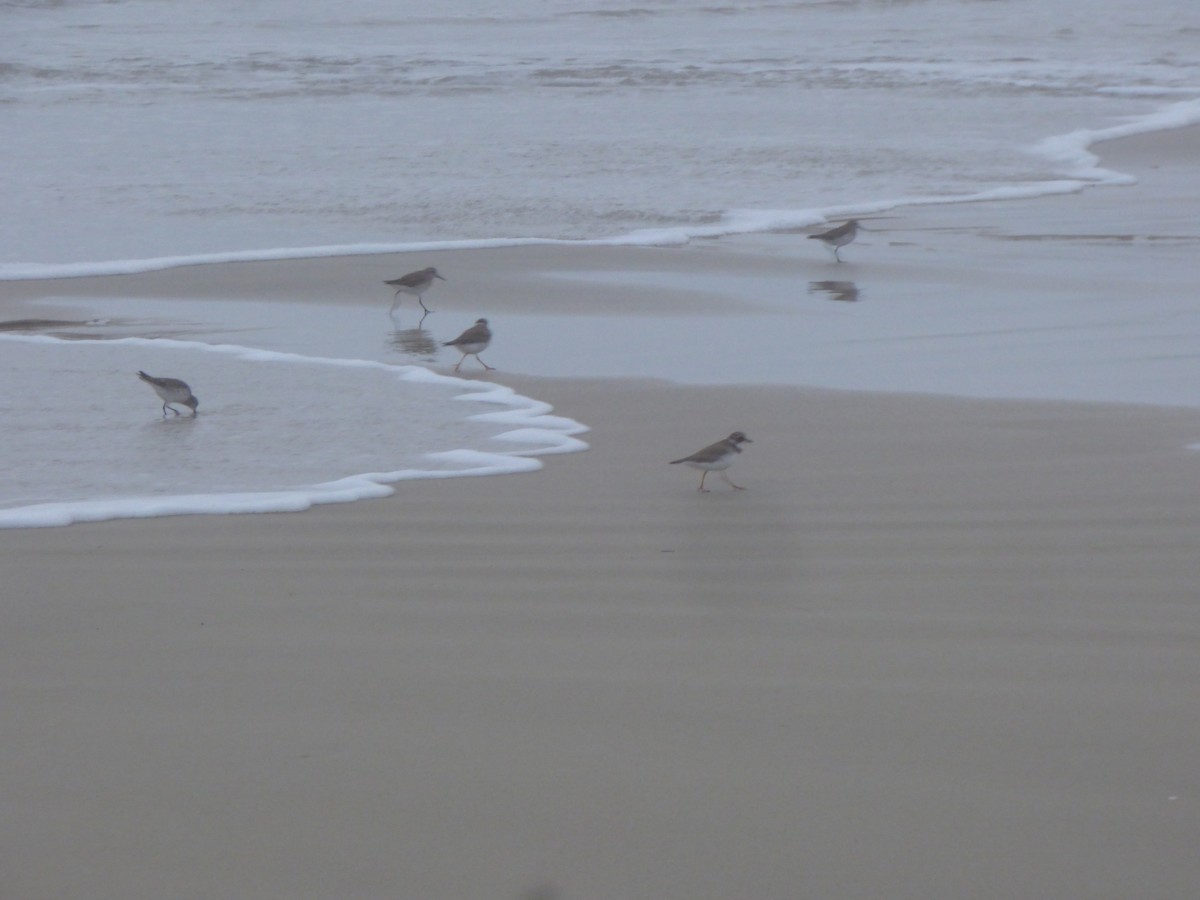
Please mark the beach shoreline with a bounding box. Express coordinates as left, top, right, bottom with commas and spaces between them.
2, 127, 1199, 898
5, 124, 1198, 400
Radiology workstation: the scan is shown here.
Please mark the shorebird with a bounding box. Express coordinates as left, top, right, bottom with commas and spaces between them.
808, 219, 860, 262
670, 431, 752, 491
443, 318, 494, 373
385, 266, 445, 314
137, 371, 199, 417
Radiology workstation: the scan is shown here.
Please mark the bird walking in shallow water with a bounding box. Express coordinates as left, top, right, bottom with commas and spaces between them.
808, 219, 860, 262
385, 266, 445, 314
138, 371, 199, 417
670, 431, 752, 491
444, 318, 494, 373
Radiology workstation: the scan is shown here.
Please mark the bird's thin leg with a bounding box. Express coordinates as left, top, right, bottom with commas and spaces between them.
418, 308, 430, 326
418, 296, 431, 314
476, 354, 495, 371
453, 355, 464, 373
390, 291, 403, 315
698, 471, 710, 492
720, 471, 745, 491
834, 247, 843, 263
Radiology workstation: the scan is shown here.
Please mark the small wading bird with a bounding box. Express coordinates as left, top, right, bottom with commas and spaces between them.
443, 318, 494, 373
670, 431, 752, 491
137, 371, 199, 417
385, 266, 445, 314
808, 219, 860, 263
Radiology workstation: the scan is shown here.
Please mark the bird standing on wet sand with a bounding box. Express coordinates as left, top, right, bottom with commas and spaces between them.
670, 431, 752, 491
385, 266, 445, 314
808, 219, 860, 262
137, 371, 199, 417
444, 318, 494, 373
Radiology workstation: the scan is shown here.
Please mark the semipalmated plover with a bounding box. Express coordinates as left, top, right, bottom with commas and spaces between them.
385, 266, 445, 314
444, 318, 494, 372
808, 220, 860, 262
670, 431, 752, 491
138, 370, 199, 417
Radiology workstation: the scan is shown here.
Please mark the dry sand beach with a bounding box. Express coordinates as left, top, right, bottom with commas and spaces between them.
3, 129, 1200, 899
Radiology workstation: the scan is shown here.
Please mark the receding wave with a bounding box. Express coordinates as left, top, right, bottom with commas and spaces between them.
0, 334, 589, 529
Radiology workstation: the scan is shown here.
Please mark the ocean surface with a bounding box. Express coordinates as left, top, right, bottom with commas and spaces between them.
4, 0, 1199, 267
2, 0, 1199, 525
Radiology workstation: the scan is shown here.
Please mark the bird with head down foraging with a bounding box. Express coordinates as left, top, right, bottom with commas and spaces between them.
138, 371, 199, 417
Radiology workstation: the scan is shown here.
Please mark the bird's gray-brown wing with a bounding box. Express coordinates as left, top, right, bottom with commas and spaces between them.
138, 371, 191, 393
446, 322, 490, 347
670, 439, 728, 465
386, 270, 424, 288
810, 221, 852, 241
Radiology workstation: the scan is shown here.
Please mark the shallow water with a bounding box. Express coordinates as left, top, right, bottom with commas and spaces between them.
0, 334, 587, 527
2, 0, 1198, 525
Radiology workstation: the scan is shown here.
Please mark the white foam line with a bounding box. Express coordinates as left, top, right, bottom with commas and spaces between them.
3, 98, 1196, 281
0, 334, 590, 529
0, 238, 567, 282
1030, 98, 1200, 185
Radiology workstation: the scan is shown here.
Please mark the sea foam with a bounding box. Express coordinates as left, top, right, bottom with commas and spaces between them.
1031, 98, 1200, 185
0, 334, 588, 529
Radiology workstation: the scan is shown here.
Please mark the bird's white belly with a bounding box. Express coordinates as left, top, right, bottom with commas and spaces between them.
686, 456, 733, 471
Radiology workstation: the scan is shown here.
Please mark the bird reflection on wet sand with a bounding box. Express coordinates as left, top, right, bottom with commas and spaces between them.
387, 325, 439, 362
808, 280, 861, 303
